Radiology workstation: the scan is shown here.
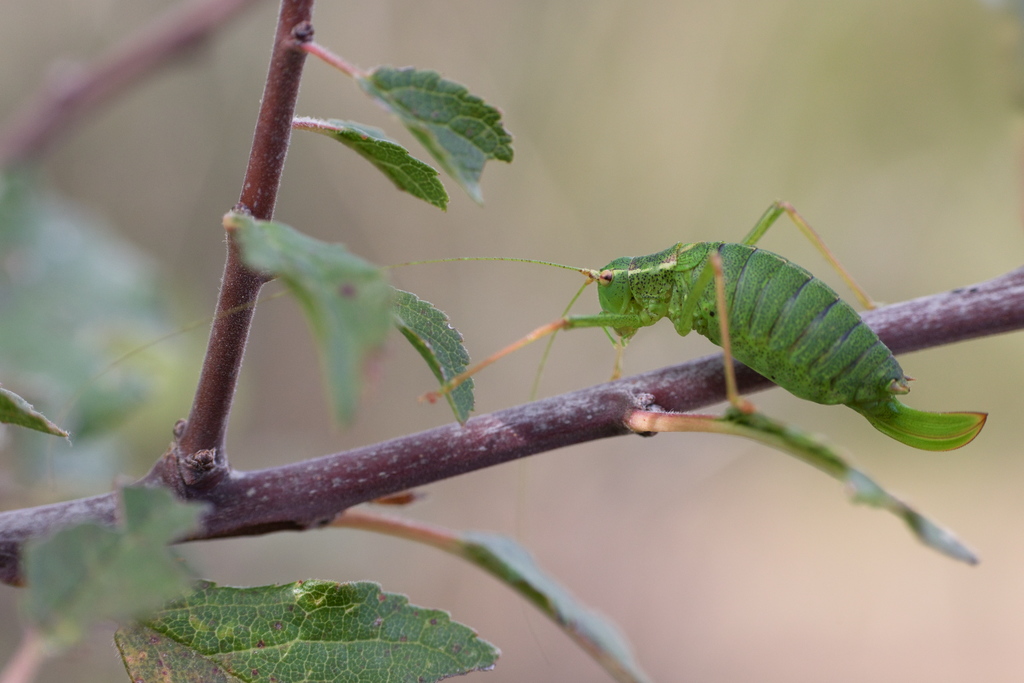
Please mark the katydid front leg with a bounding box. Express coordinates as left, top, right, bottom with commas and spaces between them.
420, 311, 646, 404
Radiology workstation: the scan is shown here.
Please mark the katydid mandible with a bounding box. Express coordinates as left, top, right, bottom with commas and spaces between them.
426, 202, 986, 451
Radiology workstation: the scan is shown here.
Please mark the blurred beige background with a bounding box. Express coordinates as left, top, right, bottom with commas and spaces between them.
3, 0, 1024, 681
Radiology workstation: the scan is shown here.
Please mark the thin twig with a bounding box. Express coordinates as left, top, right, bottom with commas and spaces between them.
0, 0, 266, 168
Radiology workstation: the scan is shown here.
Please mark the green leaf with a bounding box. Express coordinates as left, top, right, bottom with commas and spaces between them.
458, 532, 651, 683
293, 117, 448, 210
117, 624, 234, 682
357, 67, 513, 203
392, 289, 474, 423
718, 408, 978, 564
22, 486, 203, 650
117, 580, 499, 683
228, 213, 393, 425
0, 386, 67, 437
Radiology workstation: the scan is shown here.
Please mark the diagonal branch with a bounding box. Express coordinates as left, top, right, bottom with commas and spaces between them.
0, 266, 1021, 585
0, 0, 267, 169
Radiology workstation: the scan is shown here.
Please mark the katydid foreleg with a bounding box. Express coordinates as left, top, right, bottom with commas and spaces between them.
420, 310, 647, 405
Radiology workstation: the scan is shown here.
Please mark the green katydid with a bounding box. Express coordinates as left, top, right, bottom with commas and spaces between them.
423, 201, 986, 451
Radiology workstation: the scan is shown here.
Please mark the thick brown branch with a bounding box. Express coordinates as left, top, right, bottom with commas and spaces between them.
0, 266, 1021, 585
175, 1, 314, 472
0, 0, 266, 169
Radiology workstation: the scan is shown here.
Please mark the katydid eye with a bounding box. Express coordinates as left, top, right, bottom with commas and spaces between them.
599, 270, 614, 284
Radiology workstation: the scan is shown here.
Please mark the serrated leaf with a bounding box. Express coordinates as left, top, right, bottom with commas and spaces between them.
117, 580, 499, 683
392, 289, 474, 423
294, 117, 448, 210
357, 66, 513, 203
718, 408, 978, 564
22, 486, 203, 650
228, 213, 393, 425
0, 386, 67, 437
458, 532, 651, 683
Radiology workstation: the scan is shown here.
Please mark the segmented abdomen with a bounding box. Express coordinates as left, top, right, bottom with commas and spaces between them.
692, 242, 904, 406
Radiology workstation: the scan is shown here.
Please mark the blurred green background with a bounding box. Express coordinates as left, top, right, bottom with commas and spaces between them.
2, 0, 1024, 681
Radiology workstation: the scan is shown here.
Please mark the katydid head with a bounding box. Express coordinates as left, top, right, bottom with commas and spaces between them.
595, 256, 632, 315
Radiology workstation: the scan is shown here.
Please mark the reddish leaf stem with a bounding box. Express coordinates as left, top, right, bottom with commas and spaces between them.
332, 510, 463, 554
300, 42, 366, 78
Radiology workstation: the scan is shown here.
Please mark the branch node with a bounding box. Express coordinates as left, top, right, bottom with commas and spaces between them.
231, 201, 252, 217
631, 392, 657, 410
292, 21, 314, 44
179, 448, 226, 490
624, 392, 661, 437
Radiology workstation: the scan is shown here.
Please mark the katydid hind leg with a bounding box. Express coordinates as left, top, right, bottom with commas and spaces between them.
744, 201, 877, 310
708, 251, 756, 414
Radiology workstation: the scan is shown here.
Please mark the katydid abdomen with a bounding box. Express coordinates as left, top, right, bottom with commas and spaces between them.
693, 242, 902, 406
605, 241, 985, 450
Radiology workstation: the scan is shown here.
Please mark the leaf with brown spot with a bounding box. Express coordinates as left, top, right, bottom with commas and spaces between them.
116, 580, 498, 682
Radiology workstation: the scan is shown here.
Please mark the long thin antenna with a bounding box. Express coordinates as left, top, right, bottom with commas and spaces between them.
55, 289, 289, 426
387, 256, 597, 278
